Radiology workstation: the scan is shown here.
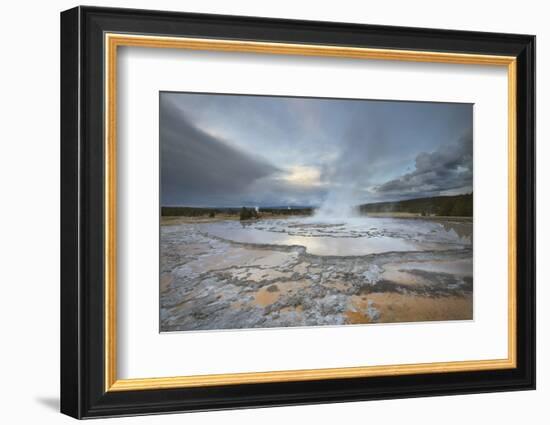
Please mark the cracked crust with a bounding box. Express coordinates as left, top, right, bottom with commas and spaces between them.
160, 219, 473, 331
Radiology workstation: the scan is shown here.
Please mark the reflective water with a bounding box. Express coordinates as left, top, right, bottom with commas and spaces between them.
202, 216, 472, 256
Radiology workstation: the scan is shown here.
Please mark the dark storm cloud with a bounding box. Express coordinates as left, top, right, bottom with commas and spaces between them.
160, 92, 473, 206
316, 101, 473, 204
160, 97, 280, 206
373, 131, 473, 198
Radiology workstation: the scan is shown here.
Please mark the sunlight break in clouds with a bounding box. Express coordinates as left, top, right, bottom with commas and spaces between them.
160, 91, 473, 210
281, 165, 324, 187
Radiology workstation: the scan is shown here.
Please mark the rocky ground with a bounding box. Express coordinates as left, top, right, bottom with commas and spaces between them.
160, 220, 473, 331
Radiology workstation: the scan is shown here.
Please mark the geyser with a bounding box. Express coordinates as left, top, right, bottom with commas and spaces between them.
314, 186, 360, 220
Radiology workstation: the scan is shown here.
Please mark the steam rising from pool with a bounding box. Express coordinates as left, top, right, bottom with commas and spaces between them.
313, 186, 360, 221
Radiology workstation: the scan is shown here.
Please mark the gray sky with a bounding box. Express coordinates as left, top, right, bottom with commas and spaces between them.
160, 92, 472, 207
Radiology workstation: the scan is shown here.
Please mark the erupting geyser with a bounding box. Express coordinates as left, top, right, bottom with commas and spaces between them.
314, 187, 360, 221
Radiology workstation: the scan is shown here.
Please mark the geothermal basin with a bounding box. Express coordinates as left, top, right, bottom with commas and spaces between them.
160, 215, 473, 331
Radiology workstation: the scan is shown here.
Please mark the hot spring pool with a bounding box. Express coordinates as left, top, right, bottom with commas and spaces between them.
200, 216, 472, 256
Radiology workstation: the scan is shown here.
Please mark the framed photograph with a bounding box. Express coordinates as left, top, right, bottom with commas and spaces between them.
60, 6, 535, 419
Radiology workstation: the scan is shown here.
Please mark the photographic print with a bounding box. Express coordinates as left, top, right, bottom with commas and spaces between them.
159, 92, 473, 332
61, 9, 535, 416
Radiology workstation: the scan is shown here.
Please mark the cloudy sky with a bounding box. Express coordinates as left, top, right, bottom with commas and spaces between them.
160, 92, 472, 207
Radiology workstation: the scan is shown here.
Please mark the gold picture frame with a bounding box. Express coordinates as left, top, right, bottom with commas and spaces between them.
104, 33, 517, 392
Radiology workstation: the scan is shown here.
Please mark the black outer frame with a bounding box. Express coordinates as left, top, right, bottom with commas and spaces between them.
60, 5, 535, 419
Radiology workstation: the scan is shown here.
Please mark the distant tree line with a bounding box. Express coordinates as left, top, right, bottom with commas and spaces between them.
259, 207, 313, 216
161, 206, 314, 218
359, 193, 473, 217
161, 207, 228, 217
239, 207, 259, 220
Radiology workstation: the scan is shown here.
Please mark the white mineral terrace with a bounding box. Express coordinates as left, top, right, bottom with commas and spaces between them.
160, 216, 473, 332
